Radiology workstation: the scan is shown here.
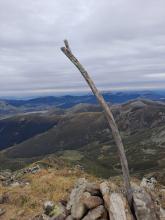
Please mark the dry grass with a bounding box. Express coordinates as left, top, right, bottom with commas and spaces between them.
0, 167, 97, 220
1, 165, 164, 220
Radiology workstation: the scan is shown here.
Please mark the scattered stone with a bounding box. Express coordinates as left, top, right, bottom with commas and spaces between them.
23, 165, 40, 174
140, 177, 157, 190
75, 164, 84, 171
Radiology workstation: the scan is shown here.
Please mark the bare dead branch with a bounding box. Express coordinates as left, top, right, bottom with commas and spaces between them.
61, 40, 133, 207
64, 39, 72, 53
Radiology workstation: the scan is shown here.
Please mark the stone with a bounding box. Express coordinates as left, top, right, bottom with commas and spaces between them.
140, 177, 157, 190
65, 215, 73, 220
81, 192, 103, 209
100, 181, 110, 210
109, 193, 133, 220
0, 175, 6, 181
49, 215, 66, 220
133, 187, 158, 220
10, 181, 20, 187
48, 203, 67, 219
0, 208, 6, 216
160, 207, 165, 220
71, 203, 87, 219
67, 178, 88, 219
23, 165, 40, 174
66, 178, 87, 210
82, 205, 108, 220
85, 182, 100, 196
43, 201, 55, 216
32, 214, 49, 220
100, 182, 133, 220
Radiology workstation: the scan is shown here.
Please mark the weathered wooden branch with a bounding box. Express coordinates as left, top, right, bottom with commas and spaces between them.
61, 40, 133, 206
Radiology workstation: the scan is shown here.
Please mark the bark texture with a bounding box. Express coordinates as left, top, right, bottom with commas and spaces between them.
61, 40, 132, 206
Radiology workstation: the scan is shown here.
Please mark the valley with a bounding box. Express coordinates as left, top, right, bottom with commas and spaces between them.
0, 96, 164, 183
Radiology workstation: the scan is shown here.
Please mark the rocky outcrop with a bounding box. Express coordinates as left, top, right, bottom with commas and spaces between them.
32, 178, 165, 220
0, 165, 40, 187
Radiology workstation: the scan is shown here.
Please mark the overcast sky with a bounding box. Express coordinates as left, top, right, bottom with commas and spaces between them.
0, 0, 165, 97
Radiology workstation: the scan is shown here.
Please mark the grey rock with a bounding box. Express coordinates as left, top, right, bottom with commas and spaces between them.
140, 177, 157, 190
67, 178, 88, 219
23, 165, 40, 174
133, 187, 158, 220
82, 205, 108, 220
66, 178, 88, 210
32, 214, 49, 220
160, 207, 165, 220
47, 203, 67, 219
81, 192, 103, 209
43, 201, 55, 216
109, 193, 133, 220
65, 215, 73, 220
100, 182, 133, 220
71, 203, 87, 219
0, 208, 6, 216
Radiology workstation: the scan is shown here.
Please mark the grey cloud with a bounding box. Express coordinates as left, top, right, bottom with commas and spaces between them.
0, 0, 165, 97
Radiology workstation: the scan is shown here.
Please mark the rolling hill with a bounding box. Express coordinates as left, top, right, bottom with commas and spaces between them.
0, 99, 164, 179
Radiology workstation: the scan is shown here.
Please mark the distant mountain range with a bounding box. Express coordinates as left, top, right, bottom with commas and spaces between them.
0, 90, 165, 118
0, 98, 165, 180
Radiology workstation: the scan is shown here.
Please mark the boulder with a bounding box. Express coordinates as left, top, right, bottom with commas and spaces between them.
100, 182, 133, 220
66, 178, 88, 210
71, 202, 87, 219
109, 193, 133, 220
133, 187, 158, 220
67, 178, 88, 219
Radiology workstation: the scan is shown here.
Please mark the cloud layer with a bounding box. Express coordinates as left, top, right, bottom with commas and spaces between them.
0, 0, 165, 97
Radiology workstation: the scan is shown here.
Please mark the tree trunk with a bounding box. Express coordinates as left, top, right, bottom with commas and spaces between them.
61, 40, 133, 206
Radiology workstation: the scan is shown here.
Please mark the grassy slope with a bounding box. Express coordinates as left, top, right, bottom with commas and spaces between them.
0, 100, 165, 179
0, 114, 62, 150
0, 158, 98, 220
